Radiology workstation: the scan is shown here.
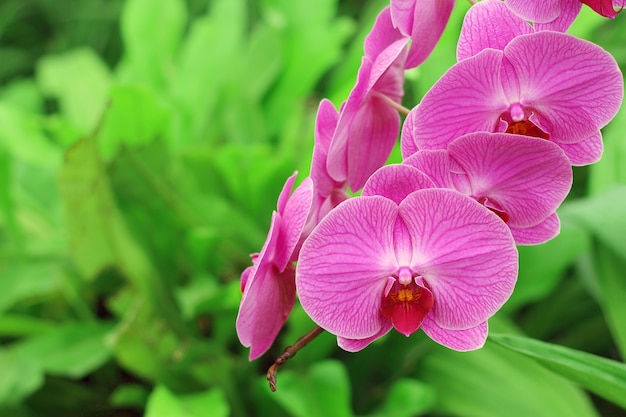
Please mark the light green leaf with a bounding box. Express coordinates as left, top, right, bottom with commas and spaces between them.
0, 349, 44, 406
505, 217, 590, 311
560, 186, 626, 259
268, 360, 353, 417
589, 244, 626, 358
490, 333, 626, 410
420, 319, 598, 417
99, 84, 170, 159
119, 0, 187, 88
0, 103, 61, 168
169, 0, 245, 147
368, 379, 435, 417
262, 0, 354, 135
0, 314, 55, 337
588, 101, 626, 195
559, 186, 626, 355
109, 384, 150, 409
14, 322, 114, 378
0, 261, 62, 313
145, 385, 229, 417
36, 48, 111, 136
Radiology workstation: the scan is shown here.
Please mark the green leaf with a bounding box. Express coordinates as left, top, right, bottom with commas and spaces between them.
490, 333, 626, 410
505, 216, 590, 311
107, 301, 180, 381
368, 379, 435, 417
588, 101, 626, 195
14, 322, 114, 378
144, 385, 229, 417
0, 348, 44, 406
589, 244, 626, 358
0, 103, 61, 168
110, 384, 150, 408
420, 319, 598, 417
0, 314, 55, 337
36, 48, 111, 136
262, 0, 354, 136
0, 261, 62, 313
268, 360, 353, 417
99, 84, 170, 159
120, 0, 187, 88
559, 187, 626, 356
58, 130, 185, 335
560, 186, 626, 259
169, 0, 246, 146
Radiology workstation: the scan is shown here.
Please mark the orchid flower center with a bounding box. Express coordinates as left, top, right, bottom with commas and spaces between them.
505, 120, 550, 140
476, 196, 510, 223
380, 268, 434, 337
500, 103, 550, 140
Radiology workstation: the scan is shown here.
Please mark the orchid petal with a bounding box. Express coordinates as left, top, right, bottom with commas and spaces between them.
509, 212, 561, 245
447, 133, 572, 228
237, 213, 296, 360
297, 196, 399, 339
365, 7, 407, 61
559, 131, 604, 166
400, 189, 518, 330
390, 0, 414, 34
403, 149, 458, 189
346, 96, 402, 191
277, 172, 297, 215
274, 177, 314, 271
408, 49, 508, 151
363, 164, 435, 204
582, 0, 621, 17
327, 17, 408, 191
421, 316, 488, 351
505, 31, 624, 144
534, 1, 581, 32
504, 0, 561, 23
311, 99, 341, 196
337, 323, 393, 352
401, 107, 419, 158
404, 0, 455, 69
458, 0, 532, 61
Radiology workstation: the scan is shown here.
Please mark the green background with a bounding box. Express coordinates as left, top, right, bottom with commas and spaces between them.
1, 0, 626, 416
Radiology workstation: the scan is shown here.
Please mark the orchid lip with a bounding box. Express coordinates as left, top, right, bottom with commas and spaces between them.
381, 272, 434, 337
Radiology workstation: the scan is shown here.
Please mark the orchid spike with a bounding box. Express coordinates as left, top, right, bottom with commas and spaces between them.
326, 7, 409, 192
296, 189, 518, 352
236, 173, 314, 360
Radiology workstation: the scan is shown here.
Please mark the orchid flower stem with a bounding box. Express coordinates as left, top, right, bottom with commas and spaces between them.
466, 0, 478, 4
372, 91, 411, 115
266, 325, 325, 392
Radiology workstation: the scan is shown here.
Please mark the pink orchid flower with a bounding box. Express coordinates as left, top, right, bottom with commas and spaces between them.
326, 7, 409, 192
402, 31, 624, 166
309, 99, 350, 224
505, 0, 624, 22
458, 0, 579, 55
296, 188, 518, 352
390, 0, 455, 69
236, 173, 313, 360
404, 133, 572, 245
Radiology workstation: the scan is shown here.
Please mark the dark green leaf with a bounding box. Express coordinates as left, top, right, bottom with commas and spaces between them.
490, 333, 626, 410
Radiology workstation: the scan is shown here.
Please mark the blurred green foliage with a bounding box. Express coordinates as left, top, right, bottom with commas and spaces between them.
0, 0, 625, 416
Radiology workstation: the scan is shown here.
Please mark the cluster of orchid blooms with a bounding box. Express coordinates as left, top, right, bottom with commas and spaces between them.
236, 0, 625, 387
